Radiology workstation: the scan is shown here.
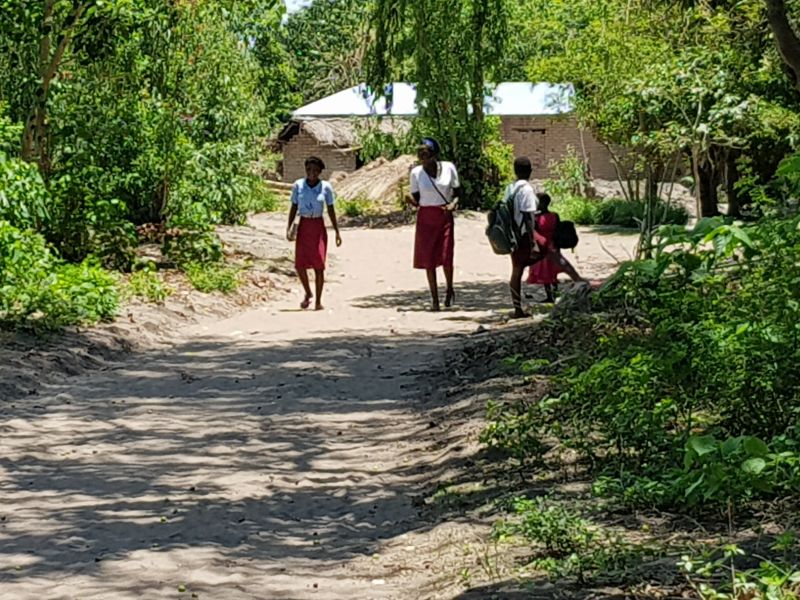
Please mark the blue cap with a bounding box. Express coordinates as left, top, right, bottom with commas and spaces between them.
420, 137, 440, 154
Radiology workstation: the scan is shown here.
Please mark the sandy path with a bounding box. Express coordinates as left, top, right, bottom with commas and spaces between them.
0, 214, 636, 600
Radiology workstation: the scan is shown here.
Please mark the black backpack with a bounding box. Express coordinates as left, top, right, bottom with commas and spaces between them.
554, 219, 579, 250
485, 184, 523, 255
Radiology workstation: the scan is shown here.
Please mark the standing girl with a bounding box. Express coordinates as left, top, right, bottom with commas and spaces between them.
286, 156, 342, 310
408, 138, 460, 311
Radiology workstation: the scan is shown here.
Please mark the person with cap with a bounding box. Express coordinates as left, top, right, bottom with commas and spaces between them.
408, 137, 460, 311
286, 156, 342, 310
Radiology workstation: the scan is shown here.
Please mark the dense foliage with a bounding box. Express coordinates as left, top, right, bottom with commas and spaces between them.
283, 0, 371, 104
0, 0, 289, 327
367, 0, 514, 208
487, 215, 800, 509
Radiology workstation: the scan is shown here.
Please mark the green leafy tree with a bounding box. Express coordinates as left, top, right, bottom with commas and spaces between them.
283, 0, 372, 104
524, 0, 800, 223
367, 0, 512, 208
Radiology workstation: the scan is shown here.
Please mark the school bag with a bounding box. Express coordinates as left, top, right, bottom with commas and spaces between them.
485, 184, 523, 255
554, 219, 579, 250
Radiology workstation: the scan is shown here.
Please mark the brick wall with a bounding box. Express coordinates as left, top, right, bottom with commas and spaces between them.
281, 116, 617, 182
500, 115, 617, 180
282, 131, 358, 182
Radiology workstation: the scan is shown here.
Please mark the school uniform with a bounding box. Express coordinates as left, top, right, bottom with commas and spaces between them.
505, 180, 539, 266
528, 211, 563, 284
410, 162, 459, 269
291, 178, 335, 270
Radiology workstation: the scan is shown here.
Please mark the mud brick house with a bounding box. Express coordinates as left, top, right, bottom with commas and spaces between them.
277, 82, 617, 182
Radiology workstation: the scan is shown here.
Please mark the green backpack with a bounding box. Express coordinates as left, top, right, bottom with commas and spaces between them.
485, 183, 523, 255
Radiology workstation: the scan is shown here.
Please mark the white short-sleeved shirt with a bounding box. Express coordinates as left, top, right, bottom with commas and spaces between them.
505, 180, 537, 228
291, 178, 335, 217
409, 162, 460, 207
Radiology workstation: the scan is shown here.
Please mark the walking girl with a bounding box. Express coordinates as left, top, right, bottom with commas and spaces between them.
286, 156, 342, 310
408, 138, 460, 311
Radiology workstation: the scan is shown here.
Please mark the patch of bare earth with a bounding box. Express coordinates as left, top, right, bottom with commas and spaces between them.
0, 214, 647, 599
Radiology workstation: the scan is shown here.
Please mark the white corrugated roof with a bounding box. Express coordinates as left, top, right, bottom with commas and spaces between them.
293, 82, 574, 118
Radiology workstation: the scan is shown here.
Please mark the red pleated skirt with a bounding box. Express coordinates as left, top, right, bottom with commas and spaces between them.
528, 253, 563, 285
414, 206, 454, 269
295, 217, 327, 270
528, 212, 561, 284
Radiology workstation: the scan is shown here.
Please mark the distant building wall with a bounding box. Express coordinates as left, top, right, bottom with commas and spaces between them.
499, 115, 617, 180
282, 130, 357, 182
281, 115, 617, 182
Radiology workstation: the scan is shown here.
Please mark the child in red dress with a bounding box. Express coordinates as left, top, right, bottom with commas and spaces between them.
528, 193, 582, 302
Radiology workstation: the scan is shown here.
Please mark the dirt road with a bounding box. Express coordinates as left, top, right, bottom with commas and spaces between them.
0, 214, 636, 599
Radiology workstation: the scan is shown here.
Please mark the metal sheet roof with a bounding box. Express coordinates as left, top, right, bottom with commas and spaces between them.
293, 82, 574, 118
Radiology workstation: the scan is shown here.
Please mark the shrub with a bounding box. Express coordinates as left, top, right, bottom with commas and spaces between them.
244, 180, 280, 214
339, 196, 374, 217
495, 497, 644, 582
0, 221, 118, 329
183, 262, 240, 293
551, 195, 597, 225
485, 216, 800, 513
0, 153, 52, 230
124, 263, 172, 304
162, 203, 224, 265
171, 142, 268, 225
547, 148, 589, 198
49, 261, 119, 325
550, 195, 689, 227
681, 544, 800, 600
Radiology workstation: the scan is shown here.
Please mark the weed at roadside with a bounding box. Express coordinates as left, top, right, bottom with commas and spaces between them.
183, 262, 240, 294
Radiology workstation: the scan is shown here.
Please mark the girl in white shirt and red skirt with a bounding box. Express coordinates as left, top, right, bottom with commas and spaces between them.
408, 138, 460, 312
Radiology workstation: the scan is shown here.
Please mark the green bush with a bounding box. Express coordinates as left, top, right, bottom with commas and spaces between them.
551, 195, 598, 225
495, 497, 643, 582
245, 181, 280, 214
0, 221, 118, 329
170, 142, 272, 225
183, 262, 240, 294
49, 261, 119, 325
162, 203, 224, 266
0, 153, 52, 230
124, 263, 173, 304
339, 196, 374, 217
550, 195, 689, 227
546, 148, 589, 198
0, 110, 22, 156
680, 543, 800, 600
485, 216, 800, 512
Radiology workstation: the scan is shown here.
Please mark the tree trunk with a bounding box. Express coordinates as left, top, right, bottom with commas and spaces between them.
698, 160, 719, 217
726, 151, 742, 218
21, 1, 87, 173
692, 146, 703, 218
765, 0, 800, 93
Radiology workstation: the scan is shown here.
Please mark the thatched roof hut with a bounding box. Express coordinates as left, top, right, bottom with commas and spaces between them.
277, 117, 411, 181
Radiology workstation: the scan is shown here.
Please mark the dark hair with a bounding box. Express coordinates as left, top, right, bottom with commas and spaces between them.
537, 192, 552, 210
305, 156, 326, 170
514, 156, 533, 179
419, 137, 441, 155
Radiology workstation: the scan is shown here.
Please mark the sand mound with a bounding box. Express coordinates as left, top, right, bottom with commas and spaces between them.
335, 154, 416, 210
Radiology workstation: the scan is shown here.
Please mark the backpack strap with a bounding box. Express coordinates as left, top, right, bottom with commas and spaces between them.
424, 164, 451, 206
507, 182, 527, 235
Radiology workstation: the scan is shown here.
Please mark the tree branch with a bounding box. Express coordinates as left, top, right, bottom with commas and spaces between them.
764, 0, 800, 93
44, 1, 90, 94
